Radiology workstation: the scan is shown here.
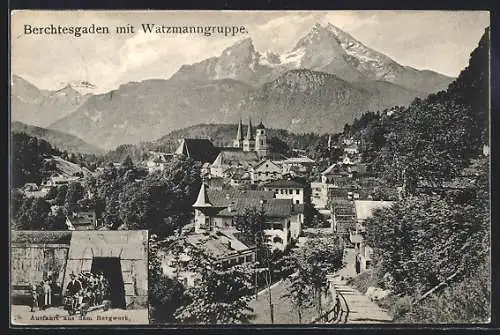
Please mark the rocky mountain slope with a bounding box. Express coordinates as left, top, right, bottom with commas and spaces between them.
11, 75, 92, 127
49, 78, 254, 150
170, 23, 453, 93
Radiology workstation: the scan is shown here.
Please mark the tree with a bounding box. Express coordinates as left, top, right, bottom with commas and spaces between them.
283, 235, 344, 319
64, 181, 85, 215
28, 198, 50, 230
162, 236, 255, 324
174, 262, 255, 324
268, 137, 291, 156
122, 155, 134, 169
282, 272, 312, 323
364, 158, 489, 298
149, 234, 186, 324
233, 207, 266, 248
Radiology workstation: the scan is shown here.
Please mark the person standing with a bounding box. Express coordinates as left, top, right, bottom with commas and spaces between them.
98, 273, 110, 303
66, 273, 82, 309
43, 279, 52, 308
30, 282, 39, 312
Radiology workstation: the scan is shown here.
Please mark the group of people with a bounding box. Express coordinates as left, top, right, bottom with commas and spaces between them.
30, 271, 110, 312
30, 276, 59, 312
65, 272, 111, 310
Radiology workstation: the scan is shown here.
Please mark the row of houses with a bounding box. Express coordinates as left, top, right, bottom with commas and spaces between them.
143, 120, 316, 187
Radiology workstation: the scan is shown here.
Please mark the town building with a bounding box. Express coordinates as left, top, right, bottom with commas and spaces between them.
144, 151, 174, 173
192, 183, 303, 251
159, 230, 257, 288
210, 150, 260, 178
263, 179, 307, 205
175, 138, 220, 163
280, 156, 316, 177
65, 210, 98, 230
251, 159, 282, 184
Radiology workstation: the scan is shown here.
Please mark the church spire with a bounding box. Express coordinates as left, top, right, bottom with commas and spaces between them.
246, 117, 254, 140
236, 118, 243, 141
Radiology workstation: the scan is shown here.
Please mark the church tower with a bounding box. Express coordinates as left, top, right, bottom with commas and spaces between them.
233, 118, 243, 148
243, 117, 255, 152
255, 121, 268, 157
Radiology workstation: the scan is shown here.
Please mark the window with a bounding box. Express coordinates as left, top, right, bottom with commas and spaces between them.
280, 190, 284, 194
296, 200, 300, 204
296, 189, 300, 194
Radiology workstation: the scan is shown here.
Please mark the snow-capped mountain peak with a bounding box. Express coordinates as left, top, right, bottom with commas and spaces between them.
169, 22, 453, 92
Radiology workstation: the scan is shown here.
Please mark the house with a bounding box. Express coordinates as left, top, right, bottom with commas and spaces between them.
251, 159, 283, 184
65, 210, 98, 230
210, 150, 260, 178
175, 138, 220, 163
144, 151, 173, 172
343, 142, 359, 155
310, 181, 335, 209
43, 174, 81, 187
23, 183, 39, 192
159, 230, 257, 288
223, 166, 252, 187
351, 200, 394, 274
321, 163, 350, 184
192, 183, 303, 251
280, 156, 316, 177
263, 179, 308, 205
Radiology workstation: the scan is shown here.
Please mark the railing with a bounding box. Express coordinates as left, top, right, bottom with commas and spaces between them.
310, 289, 350, 324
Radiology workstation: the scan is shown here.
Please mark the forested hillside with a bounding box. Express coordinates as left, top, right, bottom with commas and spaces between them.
347, 27, 490, 323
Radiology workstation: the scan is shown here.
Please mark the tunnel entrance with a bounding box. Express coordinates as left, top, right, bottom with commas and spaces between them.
91, 257, 126, 309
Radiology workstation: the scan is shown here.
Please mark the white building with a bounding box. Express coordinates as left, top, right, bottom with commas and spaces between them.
263, 179, 307, 205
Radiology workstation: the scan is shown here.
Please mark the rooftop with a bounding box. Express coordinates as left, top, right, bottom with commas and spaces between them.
216, 198, 295, 218
185, 230, 252, 259
211, 150, 260, 167
263, 179, 306, 189
175, 138, 219, 163
282, 157, 315, 164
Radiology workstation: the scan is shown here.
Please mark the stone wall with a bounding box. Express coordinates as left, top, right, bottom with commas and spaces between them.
62, 230, 148, 309
11, 243, 69, 288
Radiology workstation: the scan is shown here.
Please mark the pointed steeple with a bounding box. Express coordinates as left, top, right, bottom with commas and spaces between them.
193, 183, 212, 208
246, 117, 254, 140
236, 118, 243, 141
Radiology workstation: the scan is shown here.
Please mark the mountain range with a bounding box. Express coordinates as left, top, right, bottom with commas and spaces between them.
11, 75, 93, 127
11, 23, 455, 151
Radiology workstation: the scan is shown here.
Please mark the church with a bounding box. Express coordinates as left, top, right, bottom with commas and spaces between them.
209, 118, 278, 184
233, 117, 269, 157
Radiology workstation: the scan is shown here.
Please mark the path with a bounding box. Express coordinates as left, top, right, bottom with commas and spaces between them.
329, 248, 392, 324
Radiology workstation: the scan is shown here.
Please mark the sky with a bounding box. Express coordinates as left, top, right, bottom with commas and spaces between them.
11, 10, 490, 94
